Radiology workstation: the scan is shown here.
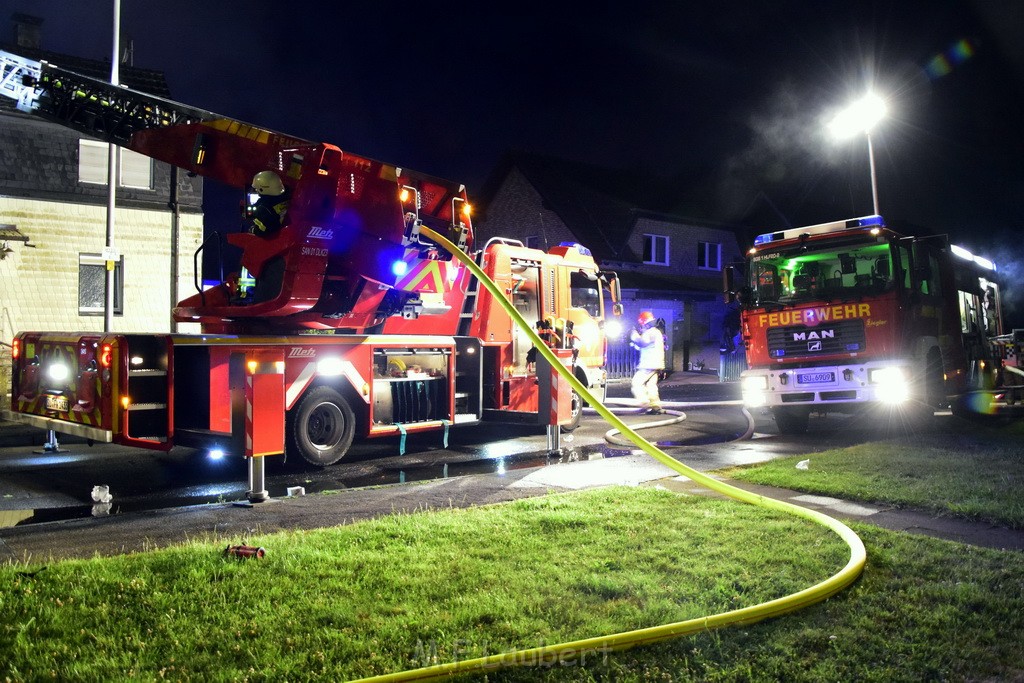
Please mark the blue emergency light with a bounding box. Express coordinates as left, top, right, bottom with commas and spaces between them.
559, 241, 592, 257
753, 215, 885, 247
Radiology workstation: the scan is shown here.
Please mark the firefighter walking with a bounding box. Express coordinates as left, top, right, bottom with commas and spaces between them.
630, 311, 665, 414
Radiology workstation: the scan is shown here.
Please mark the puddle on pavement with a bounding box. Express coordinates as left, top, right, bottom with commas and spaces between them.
1, 443, 622, 528
4, 412, 747, 529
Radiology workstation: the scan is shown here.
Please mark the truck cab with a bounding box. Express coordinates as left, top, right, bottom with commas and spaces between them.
732, 215, 1004, 433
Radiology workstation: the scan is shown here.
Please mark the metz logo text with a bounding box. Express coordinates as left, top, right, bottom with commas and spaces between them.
307, 227, 334, 240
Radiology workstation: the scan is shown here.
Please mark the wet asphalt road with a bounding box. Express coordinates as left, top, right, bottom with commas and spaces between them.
4, 376, 1020, 563
0, 378, 878, 527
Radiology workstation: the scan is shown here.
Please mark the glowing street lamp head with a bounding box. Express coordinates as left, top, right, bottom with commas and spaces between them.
828, 92, 887, 139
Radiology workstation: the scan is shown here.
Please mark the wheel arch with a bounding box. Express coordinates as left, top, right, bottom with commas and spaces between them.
296, 375, 369, 434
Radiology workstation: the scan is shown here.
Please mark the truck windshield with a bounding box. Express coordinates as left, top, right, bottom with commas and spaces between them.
748, 242, 895, 306
570, 271, 602, 317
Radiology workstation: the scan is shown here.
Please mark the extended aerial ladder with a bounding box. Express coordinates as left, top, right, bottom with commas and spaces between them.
3, 48, 621, 473
0, 48, 474, 334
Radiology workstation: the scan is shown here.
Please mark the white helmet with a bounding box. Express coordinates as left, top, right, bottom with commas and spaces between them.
251, 170, 285, 196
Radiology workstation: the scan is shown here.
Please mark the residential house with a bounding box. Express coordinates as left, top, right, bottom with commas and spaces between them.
476, 152, 744, 378
0, 17, 203, 410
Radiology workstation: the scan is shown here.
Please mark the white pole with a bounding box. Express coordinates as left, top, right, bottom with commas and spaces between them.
866, 132, 880, 215
104, 0, 121, 333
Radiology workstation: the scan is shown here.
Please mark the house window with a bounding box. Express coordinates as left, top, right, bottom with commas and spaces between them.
697, 241, 722, 271
79, 253, 124, 316
525, 235, 540, 250
78, 139, 153, 189
643, 234, 669, 266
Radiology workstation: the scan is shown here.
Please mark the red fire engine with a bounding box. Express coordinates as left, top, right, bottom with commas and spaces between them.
727, 215, 1022, 433
3, 55, 621, 466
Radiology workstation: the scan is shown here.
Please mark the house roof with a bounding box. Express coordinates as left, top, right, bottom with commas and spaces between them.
479, 151, 745, 262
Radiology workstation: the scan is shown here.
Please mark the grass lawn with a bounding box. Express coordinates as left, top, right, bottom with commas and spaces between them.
725, 418, 1024, 529
2, 485, 1023, 681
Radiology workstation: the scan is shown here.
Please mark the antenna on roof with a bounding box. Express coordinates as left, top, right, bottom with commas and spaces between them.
121, 38, 134, 67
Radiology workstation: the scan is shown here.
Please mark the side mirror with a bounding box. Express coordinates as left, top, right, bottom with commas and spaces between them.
723, 264, 745, 303
613, 302, 624, 317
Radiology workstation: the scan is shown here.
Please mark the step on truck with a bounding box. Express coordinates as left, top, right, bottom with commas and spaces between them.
725, 215, 1023, 433
1, 50, 621, 465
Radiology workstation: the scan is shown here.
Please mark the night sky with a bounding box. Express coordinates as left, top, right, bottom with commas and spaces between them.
4, 1, 1024, 319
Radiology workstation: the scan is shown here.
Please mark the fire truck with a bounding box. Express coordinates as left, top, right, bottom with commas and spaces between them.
2, 52, 621, 466
726, 214, 1022, 433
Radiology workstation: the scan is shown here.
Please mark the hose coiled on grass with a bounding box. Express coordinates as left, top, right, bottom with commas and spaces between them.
350, 228, 866, 682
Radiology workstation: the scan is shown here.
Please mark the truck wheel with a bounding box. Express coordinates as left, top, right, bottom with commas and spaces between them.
772, 406, 810, 435
560, 389, 583, 433
288, 386, 356, 467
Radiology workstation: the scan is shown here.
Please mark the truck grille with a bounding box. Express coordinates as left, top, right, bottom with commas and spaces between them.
767, 319, 866, 359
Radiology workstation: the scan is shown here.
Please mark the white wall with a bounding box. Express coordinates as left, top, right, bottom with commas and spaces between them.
0, 197, 202, 408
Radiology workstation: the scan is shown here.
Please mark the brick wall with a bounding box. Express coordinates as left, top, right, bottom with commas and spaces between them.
476, 168, 578, 249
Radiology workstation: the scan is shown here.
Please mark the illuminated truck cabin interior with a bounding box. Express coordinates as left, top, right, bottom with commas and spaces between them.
749, 241, 896, 307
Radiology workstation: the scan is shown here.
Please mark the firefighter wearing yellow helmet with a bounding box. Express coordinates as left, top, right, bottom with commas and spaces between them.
245, 170, 291, 237
630, 310, 665, 414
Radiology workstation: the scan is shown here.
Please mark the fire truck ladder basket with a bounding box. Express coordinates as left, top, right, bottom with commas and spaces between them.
0, 50, 42, 109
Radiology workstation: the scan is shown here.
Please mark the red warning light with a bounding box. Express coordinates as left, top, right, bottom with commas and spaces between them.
99, 344, 113, 368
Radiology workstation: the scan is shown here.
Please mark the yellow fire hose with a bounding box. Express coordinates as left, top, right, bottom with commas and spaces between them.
351, 228, 866, 682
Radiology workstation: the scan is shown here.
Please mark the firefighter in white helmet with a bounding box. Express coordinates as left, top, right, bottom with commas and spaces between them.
245, 170, 291, 237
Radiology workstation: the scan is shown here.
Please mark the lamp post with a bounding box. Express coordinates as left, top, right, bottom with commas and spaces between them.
828, 92, 887, 215
104, 0, 121, 333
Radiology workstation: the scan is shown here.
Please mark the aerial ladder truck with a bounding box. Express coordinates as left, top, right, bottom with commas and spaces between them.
1, 50, 622, 469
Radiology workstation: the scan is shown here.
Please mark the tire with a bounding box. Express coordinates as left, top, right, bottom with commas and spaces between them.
560, 389, 583, 433
772, 406, 810, 435
288, 386, 356, 467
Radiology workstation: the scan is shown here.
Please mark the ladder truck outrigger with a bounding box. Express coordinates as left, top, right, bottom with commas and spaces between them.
2, 51, 622, 470
725, 215, 1023, 434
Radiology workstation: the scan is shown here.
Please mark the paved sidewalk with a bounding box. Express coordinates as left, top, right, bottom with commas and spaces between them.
652, 475, 1024, 552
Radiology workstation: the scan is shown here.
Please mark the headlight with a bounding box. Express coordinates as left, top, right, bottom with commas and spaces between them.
741, 374, 769, 407
741, 375, 769, 392
869, 366, 909, 403
604, 319, 624, 340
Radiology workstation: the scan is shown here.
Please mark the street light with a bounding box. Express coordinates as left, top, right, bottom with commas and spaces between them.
828, 92, 887, 215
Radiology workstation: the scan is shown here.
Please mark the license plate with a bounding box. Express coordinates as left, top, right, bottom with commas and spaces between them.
45, 394, 69, 412
797, 371, 835, 385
